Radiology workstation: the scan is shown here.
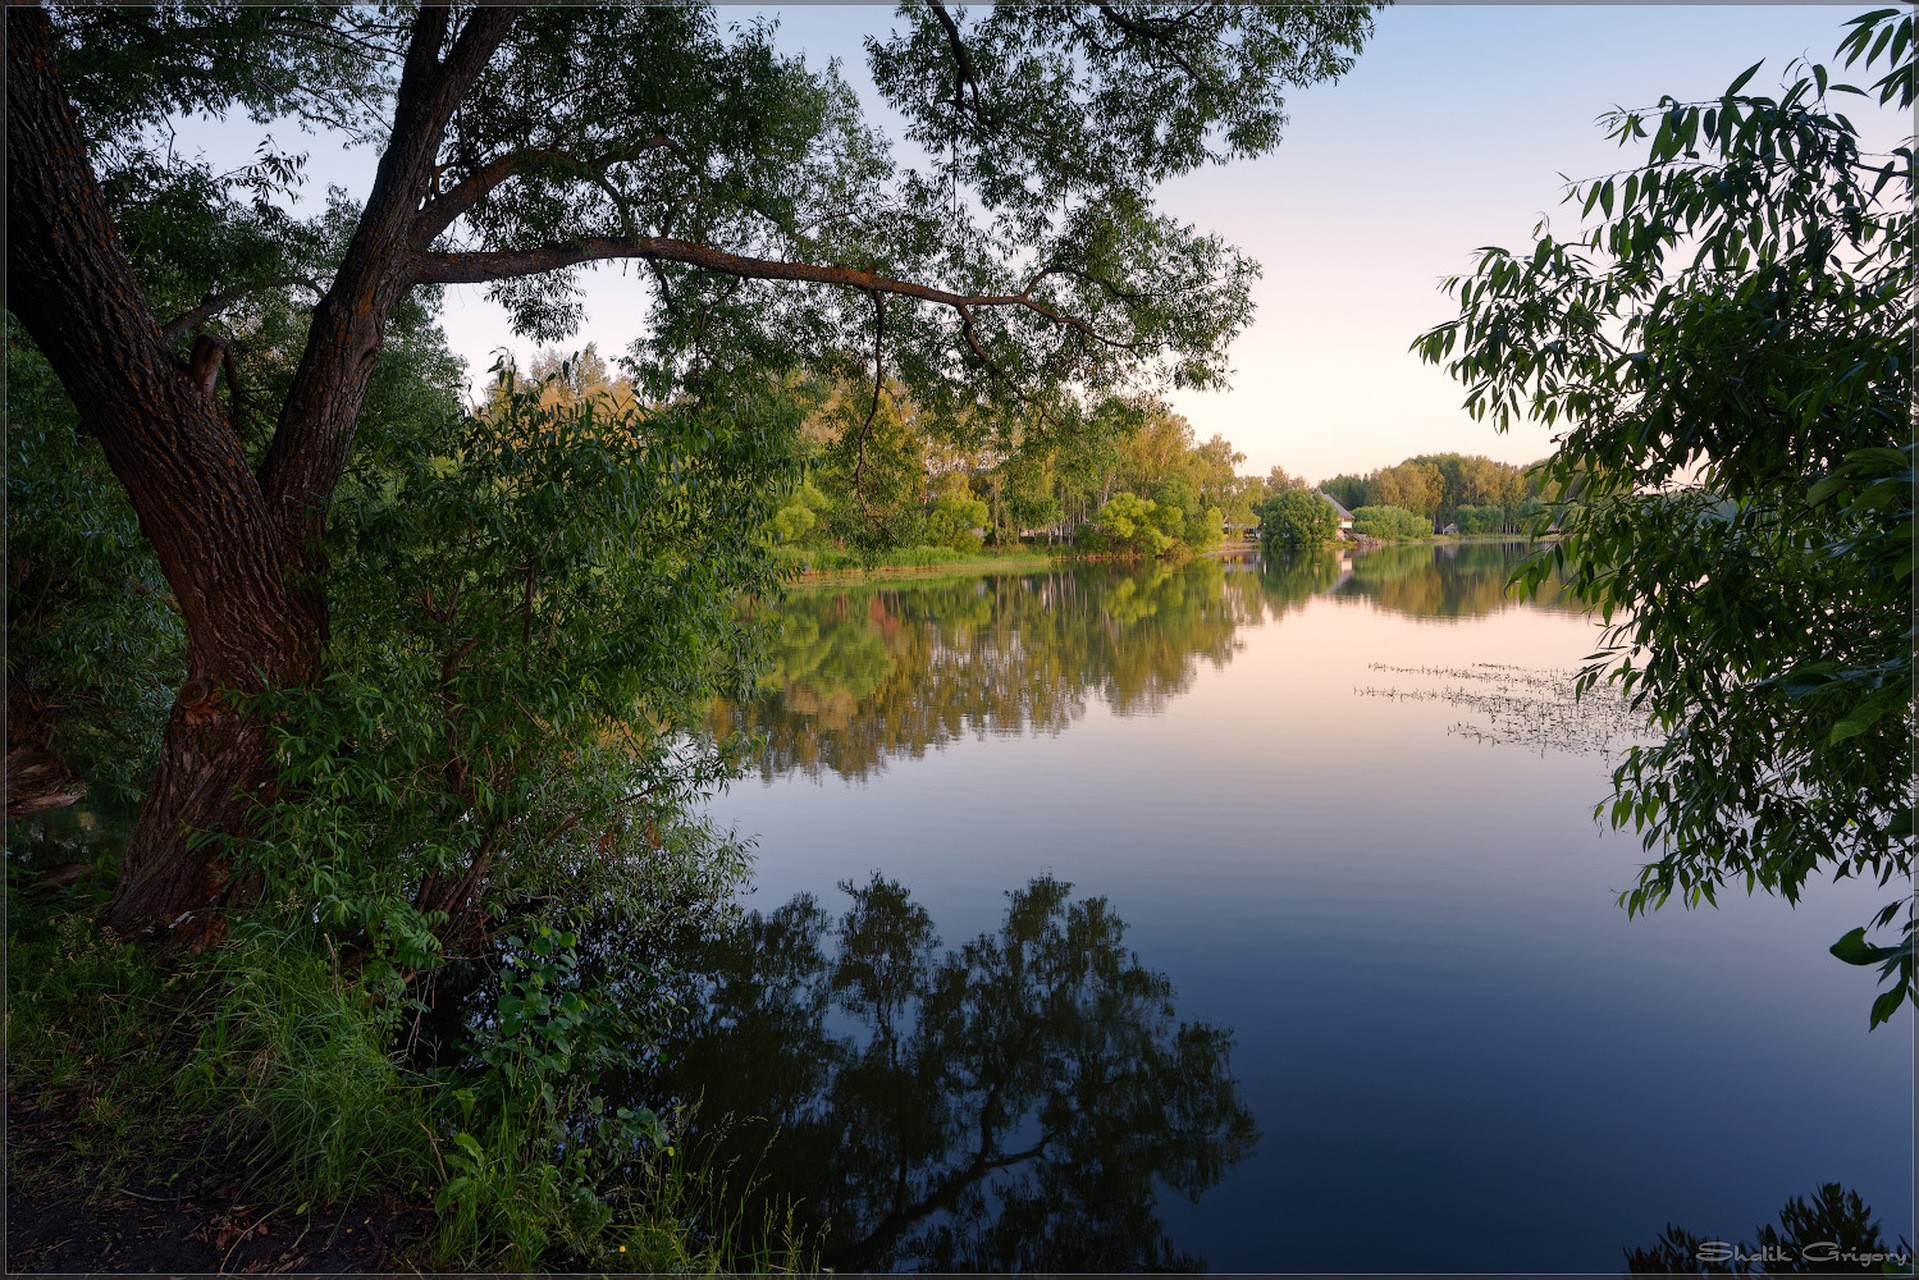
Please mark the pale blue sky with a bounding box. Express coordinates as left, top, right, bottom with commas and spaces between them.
191, 4, 1903, 482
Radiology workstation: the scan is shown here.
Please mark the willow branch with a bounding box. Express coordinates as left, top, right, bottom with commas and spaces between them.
852, 291, 887, 496
412, 237, 1136, 350
418, 136, 677, 238
159, 277, 320, 344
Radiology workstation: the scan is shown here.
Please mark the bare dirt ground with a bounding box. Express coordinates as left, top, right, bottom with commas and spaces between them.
7, 1084, 430, 1274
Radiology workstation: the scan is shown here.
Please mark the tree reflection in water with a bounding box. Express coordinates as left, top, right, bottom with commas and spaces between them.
711, 546, 1569, 783
1625, 1183, 1912, 1275
633, 875, 1258, 1272
1331, 540, 1580, 620
711, 561, 1263, 781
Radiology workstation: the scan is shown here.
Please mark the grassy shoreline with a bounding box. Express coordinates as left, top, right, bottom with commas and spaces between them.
6, 837, 802, 1273
775, 533, 1541, 586
778, 544, 1065, 584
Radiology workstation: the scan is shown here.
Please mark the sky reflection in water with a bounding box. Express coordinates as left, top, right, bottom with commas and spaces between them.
693, 545, 1913, 1272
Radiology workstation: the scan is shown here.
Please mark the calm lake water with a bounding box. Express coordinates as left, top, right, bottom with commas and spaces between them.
679, 544, 1913, 1272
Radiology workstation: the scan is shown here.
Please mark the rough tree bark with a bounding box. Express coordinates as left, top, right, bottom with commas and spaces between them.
6, 5, 534, 939
8, 10, 321, 938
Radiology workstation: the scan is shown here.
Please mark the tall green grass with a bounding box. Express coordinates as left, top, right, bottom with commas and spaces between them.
174, 922, 440, 1205
8, 898, 818, 1272
599, 1112, 818, 1275
5, 904, 185, 1193
775, 542, 1057, 579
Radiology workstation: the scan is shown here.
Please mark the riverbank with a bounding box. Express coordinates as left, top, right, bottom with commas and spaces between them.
4, 880, 432, 1271
781, 544, 1062, 583
5, 842, 797, 1274
775, 533, 1543, 587
780, 538, 1282, 584
1345, 531, 1548, 549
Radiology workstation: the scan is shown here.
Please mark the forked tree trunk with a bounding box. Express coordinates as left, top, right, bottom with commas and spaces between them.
8, 10, 321, 940
8, 5, 515, 940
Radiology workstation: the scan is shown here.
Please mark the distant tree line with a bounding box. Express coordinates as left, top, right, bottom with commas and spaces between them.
1318, 453, 1564, 534
750, 377, 1292, 560
488, 360, 1565, 555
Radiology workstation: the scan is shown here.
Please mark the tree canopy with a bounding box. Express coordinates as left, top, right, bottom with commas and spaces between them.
1257, 487, 1337, 550
6, 1, 1377, 933
1415, 8, 1914, 1025
1320, 453, 1537, 525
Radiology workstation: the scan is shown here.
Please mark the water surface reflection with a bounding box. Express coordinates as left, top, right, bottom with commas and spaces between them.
712, 544, 1566, 782
695, 541, 1911, 1271
639, 876, 1256, 1272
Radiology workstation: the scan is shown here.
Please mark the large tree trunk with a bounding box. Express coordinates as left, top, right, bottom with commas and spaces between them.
7, 7, 518, 941
8, 9, 321, 940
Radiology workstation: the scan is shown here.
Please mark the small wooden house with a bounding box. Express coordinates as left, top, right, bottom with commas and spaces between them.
1317, 491, 1356, 534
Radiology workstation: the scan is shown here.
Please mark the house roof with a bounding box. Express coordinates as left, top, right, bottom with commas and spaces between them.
1316, 491, 1355, 521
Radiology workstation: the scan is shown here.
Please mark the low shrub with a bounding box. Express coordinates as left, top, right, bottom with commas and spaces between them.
1351, 504, 1432, 541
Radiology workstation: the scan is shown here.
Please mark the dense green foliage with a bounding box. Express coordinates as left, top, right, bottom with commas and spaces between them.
1349, 504, 1432, 542
1320, 452, 1540, 526
1074, 490, 1179, 557
5, 339, 182, 804
772, 476, 833, 546
1256, 487, 1336, 549
256, 370, 814, 1264
1452, 503, 1512, 534
765, 385, 1253, 563
6, 872, 797, 1270
1416, 9, 1915, 1025
10, 358, 806, 1266
922, 482, 991, 553
259, 363, 794, 957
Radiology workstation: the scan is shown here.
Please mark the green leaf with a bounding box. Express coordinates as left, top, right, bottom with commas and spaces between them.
1725, 59, 1766, 97
1830, 927, 1901, 966
1829, 701, 1887, 745
433, 1176, 473, 1214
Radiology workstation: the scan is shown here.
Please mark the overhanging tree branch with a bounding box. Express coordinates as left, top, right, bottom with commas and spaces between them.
412, 237, 1139, 351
